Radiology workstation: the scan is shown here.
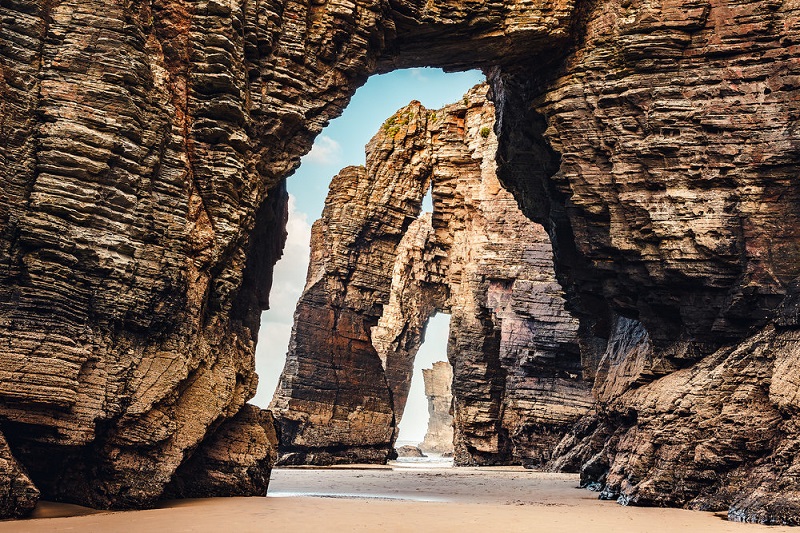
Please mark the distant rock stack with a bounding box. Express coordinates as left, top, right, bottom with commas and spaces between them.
420, 362, 454, 455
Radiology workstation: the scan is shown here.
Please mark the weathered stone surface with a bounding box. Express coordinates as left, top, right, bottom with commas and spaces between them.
490, 0, 800, 522
550, 324, 800, 524
272, 86, 590, 467
0, 432, 38, 518
163, 405, 278, 499
432, 89, 590, 467
0, 0, 572, 513
395, 445, 426, 458
420, 361, 454, 455
1, 0, 799, 523
269, 103, 432, 466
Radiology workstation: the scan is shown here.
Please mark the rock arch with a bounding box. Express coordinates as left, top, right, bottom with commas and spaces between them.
270, 86, 591, 467
0, 0, 576, 515
0, 0, 798, 523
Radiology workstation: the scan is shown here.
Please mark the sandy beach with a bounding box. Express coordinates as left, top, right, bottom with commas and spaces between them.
0, 465, 794, 532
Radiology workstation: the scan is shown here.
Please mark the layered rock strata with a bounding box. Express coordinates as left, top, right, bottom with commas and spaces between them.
269, 103, 432, 465
0, 0, 798, 524
164, 405, 279, 499
420, 361, 454, 455
489, 0, 800, 524
0, 0, 573, 514
271, 86, 591, 467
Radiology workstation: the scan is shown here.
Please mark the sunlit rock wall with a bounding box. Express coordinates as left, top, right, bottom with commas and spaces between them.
272, 86, 591, 467
269, 103, 432, 465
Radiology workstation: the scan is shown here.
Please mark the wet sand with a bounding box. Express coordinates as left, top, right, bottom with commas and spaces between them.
1, 466, 794, 532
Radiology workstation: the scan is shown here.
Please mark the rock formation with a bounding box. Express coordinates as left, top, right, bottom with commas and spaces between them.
271, 86, 591, 467
489, 0, 800, 524
163, 405, 278, 499
420, 361, 454, 455
0, 434, 38, 518
269, 102, 432, 465
395, 445, 426, 458
1, 0, 799, 524
0, 0, 571, 514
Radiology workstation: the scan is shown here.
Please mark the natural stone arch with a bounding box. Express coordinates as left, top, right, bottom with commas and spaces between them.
0, 0, 576, 514
0, 0, 799, 523
270, 86, 591, 467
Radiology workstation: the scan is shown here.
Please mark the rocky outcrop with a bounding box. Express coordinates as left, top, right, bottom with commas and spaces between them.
395, 445, 426, 458
271, 86, 591, 467
269, 103, 432, 466
420, 361, 454, 455
164, 405, 278, 499
0, 433, 38, 518
489, 0, 800, 523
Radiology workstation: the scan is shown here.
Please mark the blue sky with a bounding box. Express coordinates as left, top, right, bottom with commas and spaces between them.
289, 68, 485, 216
252, 68, 485, 444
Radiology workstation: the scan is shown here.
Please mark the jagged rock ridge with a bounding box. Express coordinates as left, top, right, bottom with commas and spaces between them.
271, 85, 591, 468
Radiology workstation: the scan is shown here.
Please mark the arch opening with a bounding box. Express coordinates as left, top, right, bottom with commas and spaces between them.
251, 69, 483, 410
263, 76, 591, 469
394, 312, 453, 455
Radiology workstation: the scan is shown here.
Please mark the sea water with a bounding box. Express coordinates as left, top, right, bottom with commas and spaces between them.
391, 440, 454, 469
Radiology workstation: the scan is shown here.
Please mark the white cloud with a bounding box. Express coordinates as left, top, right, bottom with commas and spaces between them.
410, 68, 429, 82
303, 135, 342, 166
253, 321, 293, 407
253, 195, 313, 407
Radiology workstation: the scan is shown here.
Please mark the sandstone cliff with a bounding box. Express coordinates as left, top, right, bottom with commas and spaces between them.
420, 361, 454, 455
0, 0, 572, 514
1, 0, 799, 524
271, 85, 591, 467
488, 0, 800, 523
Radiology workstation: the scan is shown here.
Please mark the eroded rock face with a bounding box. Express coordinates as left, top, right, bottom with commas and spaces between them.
269, 103, 432, 465
1, 0, 799, 524
420, 361, 454, 455
429, 90, 590, 466
0, 0, 572, 513
271, 86, 590, 467
490, 0, 800, 523
395, 445, 426, 458
164, 405, 279, 499
0, 433, 38, 518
